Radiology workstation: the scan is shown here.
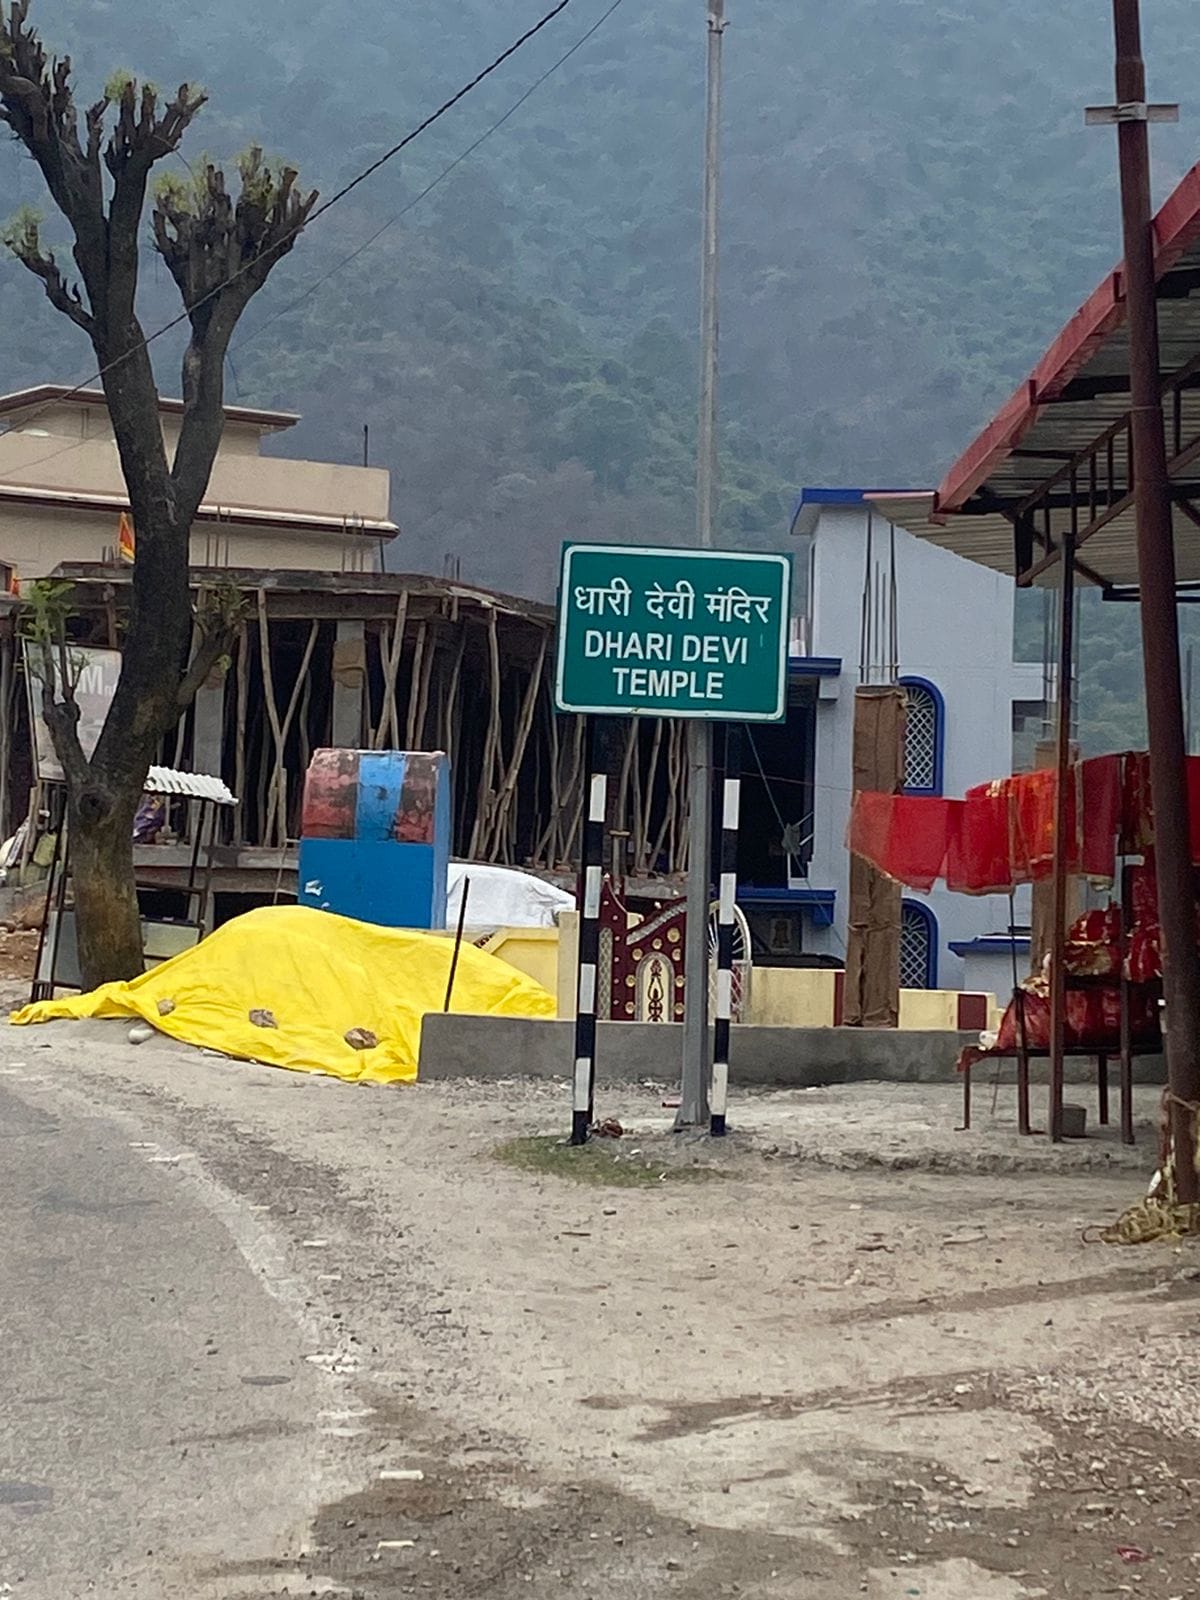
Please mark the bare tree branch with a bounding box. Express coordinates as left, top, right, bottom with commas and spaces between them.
174, 580, 249, 713
2, 208, 94, 331
0, 2, 315, 984
154, 149, 318, 514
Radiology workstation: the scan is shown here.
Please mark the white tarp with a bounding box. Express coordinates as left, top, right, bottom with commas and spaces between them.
446, 863, 575, 929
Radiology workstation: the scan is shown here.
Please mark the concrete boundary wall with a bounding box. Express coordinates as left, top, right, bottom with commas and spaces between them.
419, 1015, 1167, 1089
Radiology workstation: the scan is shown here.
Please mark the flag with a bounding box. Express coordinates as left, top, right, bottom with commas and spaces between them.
118, 510, 135, 564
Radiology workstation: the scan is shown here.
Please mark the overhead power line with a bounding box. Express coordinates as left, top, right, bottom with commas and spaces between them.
233, 0, 627, 360
2, 0, 580, 436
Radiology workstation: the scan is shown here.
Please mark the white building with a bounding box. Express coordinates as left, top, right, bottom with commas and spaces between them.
732, 487, 1041, 993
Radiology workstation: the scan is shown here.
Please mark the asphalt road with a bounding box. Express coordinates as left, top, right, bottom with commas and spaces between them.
0, 1073, 335, 1600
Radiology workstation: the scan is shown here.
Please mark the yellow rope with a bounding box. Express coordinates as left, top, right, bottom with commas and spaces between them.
1099, 1197, 1200, 1245
1099, 1092, 1200, 1245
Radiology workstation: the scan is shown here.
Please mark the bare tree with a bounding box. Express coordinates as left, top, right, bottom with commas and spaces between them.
0, 0, 316, 985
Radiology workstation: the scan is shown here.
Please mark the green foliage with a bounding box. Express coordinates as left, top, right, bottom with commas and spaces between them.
195, 575, 249, 637
1, 203, 42, 256
7, 0, 1200, 725
103, 67, 136, 101
21, 578, 76, 647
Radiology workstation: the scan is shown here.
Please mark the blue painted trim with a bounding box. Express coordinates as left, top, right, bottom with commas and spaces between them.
901, 898, 939, 989
898, 674, 946, 797
788, 655, 842, 678
949, 936, 1031, 956
799, 487, 872, 507
789, 486, 923, 536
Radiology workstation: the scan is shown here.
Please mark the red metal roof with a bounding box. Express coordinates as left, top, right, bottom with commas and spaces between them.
871, 159, 1200, 589
937, 160, 1200, 515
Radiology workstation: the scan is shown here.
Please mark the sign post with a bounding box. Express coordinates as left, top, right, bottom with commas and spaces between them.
555, 541, 790, 1137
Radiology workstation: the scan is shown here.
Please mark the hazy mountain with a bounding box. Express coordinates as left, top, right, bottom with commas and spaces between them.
3, 0, 1200, 738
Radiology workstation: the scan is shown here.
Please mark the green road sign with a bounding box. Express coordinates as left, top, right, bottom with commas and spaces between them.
555, 544, 792, 721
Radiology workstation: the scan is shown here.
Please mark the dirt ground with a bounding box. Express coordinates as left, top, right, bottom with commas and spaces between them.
5, 1005, 1200, 1598
0, 930, 38, 982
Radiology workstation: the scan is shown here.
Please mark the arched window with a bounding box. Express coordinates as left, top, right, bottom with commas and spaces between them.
900, 899, 938, 990
900, 676, 945, 796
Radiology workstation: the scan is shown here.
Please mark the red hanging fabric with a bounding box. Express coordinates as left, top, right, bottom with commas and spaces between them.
849, 752, 1143, 894
845, 792, 953, 891
1007, 769, 1056, 882
945, 783, 1011, 894
1079, 755, 1121, 879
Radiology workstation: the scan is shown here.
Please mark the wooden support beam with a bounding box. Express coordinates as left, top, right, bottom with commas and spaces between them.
404, 620, 428, 750
469, 612, 503, 860
331, 619, 365, 748
374, 591, 408, 751
233, 622, 249, 843
483, 631, 548, 862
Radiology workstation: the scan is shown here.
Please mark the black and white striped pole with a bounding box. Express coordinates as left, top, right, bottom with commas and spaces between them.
572, 748, 607, 1146
710, 724, 742, 1137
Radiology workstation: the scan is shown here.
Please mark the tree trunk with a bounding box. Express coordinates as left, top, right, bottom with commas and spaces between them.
69, 790, 144, 988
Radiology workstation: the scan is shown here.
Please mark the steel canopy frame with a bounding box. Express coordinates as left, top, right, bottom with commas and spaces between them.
870, 6, 1200, 1195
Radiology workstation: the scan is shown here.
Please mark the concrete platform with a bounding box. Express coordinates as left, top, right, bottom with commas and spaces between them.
419, 1015, 1166, 1088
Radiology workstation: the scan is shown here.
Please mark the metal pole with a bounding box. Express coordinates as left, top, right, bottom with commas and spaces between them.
695, 0, 724, 557
710, 723, 742, 1135
1112, 0, 1200, 1202
444, 875, 470, 1012
1048, 529, 1076, 1143
572, 746, 606, 1146
678, 0, 726, 1129
1187, 642, 1194, 755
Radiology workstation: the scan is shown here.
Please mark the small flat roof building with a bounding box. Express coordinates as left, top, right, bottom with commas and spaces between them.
0, 385, 397, 583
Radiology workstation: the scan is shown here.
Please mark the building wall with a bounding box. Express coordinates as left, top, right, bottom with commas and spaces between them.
0, 395, 390, 580
800, 503, 1042, 988
551, 917, 990, 1026
0, 433, 390, 524
0, 502, 377, 581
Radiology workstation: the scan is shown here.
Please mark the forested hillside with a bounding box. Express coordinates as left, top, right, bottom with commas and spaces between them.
3, 0, 1200, 742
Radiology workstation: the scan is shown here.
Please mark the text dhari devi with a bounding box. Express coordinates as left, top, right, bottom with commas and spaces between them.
573, 576, 774, 626
574, 577, 775, 701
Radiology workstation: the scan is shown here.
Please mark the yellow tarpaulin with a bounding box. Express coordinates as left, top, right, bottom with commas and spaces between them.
10, 904, 555, 1083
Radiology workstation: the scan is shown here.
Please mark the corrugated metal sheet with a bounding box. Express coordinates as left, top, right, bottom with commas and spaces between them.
144, 766, 237, 805
870, 494, 1200, 589
935, 160, 1200, 516
867, 159, 1200, 592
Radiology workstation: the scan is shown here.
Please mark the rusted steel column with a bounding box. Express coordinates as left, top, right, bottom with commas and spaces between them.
1048, 530, 1076, 1143
1113, 0, 1200, 1200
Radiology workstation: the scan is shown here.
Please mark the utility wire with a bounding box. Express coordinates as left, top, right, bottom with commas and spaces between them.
1, 0, 579, 436
233, 0, 626, 358
2, 0, 620, 475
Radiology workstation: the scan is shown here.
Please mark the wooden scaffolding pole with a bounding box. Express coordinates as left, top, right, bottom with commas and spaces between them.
375, 591, 408, 751
482, 632, 548, 863
468, 611, 503, 860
